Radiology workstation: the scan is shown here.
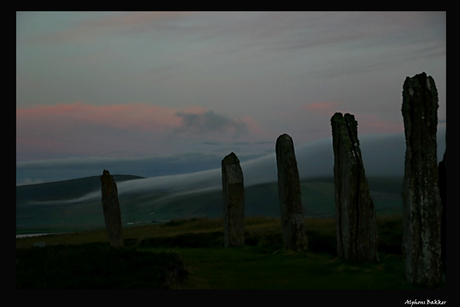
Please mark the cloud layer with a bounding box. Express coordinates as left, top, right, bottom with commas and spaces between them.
17, 12, 446, 184
16, 101, 264, 160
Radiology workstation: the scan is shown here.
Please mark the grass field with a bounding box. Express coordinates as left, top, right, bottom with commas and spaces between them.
16, 215, 446, 290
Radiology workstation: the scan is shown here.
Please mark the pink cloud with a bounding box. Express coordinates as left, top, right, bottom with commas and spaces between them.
17, 101, 207, 133
356, 113, 404, 135
16, 101, 267, 159
16, 102, 207, 158
302, 102, 343, 117
239, 116, 268, 137
301, 102, 404, 135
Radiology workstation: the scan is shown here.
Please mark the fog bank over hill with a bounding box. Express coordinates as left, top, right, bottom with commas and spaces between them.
58, 127, 445, 204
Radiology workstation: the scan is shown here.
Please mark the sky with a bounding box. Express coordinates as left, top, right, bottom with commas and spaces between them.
16, 11, 446, 185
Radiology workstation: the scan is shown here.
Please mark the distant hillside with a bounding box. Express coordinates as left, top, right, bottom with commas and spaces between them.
16, 174, 144, 204
16, 175, 403, 234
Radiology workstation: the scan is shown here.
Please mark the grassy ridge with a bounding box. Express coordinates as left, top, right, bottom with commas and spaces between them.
17, 215, 441, 289
16, 176, 403, 234
16, 174, 145, 233
16, 174, 143, 203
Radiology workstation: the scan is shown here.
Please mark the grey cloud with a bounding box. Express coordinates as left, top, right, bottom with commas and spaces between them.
175, 110, 248, 137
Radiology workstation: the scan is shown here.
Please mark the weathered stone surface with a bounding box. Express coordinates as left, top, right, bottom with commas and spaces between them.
101, 169, 124, 248
222, 152, 244, 247
401, 72, 442, 287
331, 112, 378, 262
275, 134, 308, 252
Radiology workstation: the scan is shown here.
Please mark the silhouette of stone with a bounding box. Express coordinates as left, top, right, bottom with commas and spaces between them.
222, 152, 244, 247
275, 134, 308, 252
401, 72, 442, 287
331, 112, 378, 262
101, 169, 124, 248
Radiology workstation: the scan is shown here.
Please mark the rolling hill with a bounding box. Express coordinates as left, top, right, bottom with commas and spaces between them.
16, 174, 403, 234
16, 174, 143, 203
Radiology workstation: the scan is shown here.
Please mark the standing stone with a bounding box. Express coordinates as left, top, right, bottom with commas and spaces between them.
401, 72, 442, 287
331, 113, 378, 262
101, 169, 124, 248
275, 134, 308, 252
222, 152, 245, 247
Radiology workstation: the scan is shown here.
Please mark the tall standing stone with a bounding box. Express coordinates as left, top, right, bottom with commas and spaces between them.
331, 112, 378, 262
222, 152, 245, 247
101, 169, 124, 248
401, 72, 442, 287
275, 134, 308, 252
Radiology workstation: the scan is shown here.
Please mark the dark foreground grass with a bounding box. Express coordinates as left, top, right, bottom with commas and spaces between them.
16, 242, 187, 289
136, 219, 414, 289
16, 215, 445, 289
145, 247, 411, 289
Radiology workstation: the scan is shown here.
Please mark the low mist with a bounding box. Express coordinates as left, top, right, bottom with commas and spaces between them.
62, 127, 445, 204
